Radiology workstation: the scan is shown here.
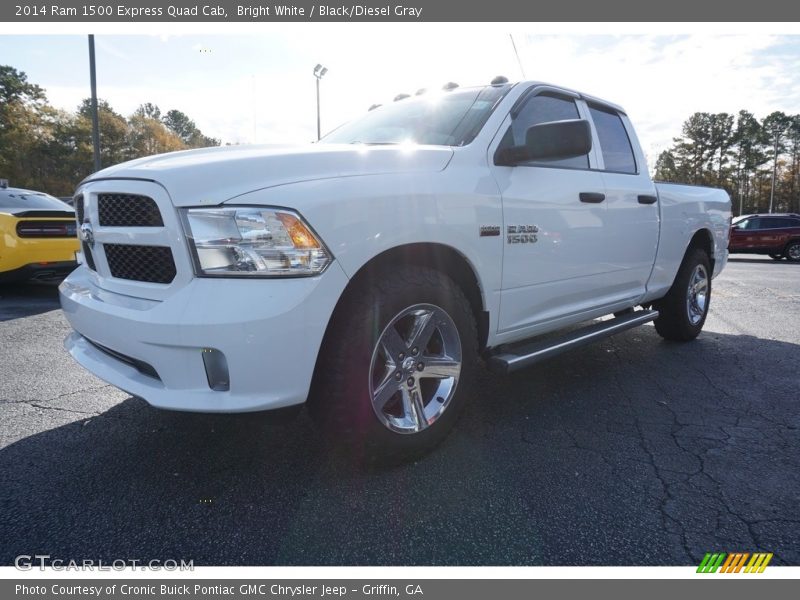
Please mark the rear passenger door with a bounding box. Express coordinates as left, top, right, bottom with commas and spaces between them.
588, 104, 660, 299
759, 217, 794, 250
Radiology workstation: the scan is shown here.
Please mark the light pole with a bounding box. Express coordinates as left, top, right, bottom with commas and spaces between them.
313, 64, 328, 141
88, 35, 101, 172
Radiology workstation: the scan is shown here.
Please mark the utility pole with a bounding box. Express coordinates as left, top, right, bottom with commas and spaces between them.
769, 126, 781, 214
739, 175, 744, 216
88, 35, 101, 172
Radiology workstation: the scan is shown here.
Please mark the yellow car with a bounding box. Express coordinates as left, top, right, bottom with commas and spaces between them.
0, 183, 79, 282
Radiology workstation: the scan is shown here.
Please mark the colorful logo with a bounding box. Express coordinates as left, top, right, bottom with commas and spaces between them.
697, 552, 773, 573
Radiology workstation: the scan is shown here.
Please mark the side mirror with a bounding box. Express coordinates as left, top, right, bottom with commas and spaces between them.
496, 119, 593, 166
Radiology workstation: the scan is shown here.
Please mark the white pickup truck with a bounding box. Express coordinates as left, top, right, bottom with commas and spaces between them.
60, 80, 731, 460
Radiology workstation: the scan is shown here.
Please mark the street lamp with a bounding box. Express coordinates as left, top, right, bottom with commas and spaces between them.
313, 64, 328, 141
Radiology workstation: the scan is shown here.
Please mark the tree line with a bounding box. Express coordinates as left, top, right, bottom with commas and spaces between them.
0, 65, 220, 196
654, 110, 800, 216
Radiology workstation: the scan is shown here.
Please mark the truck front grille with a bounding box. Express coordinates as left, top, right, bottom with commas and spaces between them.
74, 194, 84, 223
104, 244, 177, 284
82, 241, 96, 271
98, 194, 163, 227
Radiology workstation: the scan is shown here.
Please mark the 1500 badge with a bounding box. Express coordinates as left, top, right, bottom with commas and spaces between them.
507, 225, 539, 244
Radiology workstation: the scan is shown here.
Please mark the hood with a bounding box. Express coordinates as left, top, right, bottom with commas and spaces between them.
81, 143, 454, 207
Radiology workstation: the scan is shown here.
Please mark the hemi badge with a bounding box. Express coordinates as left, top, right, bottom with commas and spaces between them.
480, 225, 500, 237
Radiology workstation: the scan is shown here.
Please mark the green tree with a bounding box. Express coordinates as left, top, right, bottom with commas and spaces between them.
162, 109, 220, 148
0, 65, 45, 106
0, 65, 222, 194
127, 113, 184, 157
708, 113, 734, 185
731, 111, 768, 215
784, 115, 800, 213
134, 102, 162, 120
762, 111, 793, 213
77, 98, 131, 169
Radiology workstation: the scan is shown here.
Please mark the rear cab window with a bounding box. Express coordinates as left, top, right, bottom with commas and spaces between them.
588, 104, 637, 174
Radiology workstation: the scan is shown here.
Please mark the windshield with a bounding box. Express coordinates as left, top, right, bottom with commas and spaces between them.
0, 189, 71, 210
321, 84, 512, 147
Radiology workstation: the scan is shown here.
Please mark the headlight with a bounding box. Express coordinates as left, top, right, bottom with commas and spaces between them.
180, 207, 332, 277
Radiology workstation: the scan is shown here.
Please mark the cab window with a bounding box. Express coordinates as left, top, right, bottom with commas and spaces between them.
498, 93, 589, 169
588, 104, 637, 174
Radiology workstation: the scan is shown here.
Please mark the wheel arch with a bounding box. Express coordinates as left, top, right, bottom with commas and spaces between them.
783, 236, 800, 260
317, 243, 489, 365
783, 236, 800, 251
687, 227, 716, 270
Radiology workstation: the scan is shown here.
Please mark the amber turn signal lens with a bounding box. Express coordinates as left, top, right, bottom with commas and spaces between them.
275, 212, 320, 249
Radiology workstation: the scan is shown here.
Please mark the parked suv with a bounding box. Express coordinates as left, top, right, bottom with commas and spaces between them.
729, 213, 800, 261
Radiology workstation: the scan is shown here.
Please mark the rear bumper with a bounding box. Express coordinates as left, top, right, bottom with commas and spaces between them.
0, 260, 77, 282
59, 262, 349, 412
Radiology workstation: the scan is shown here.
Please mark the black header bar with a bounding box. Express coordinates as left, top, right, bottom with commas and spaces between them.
3, 0, 800, 22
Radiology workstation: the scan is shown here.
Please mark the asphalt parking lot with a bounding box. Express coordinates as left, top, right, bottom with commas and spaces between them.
1, 257, 798, 566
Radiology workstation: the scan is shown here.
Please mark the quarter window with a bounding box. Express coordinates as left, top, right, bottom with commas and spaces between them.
771, 218, 800, 228
589, 105, 637, 174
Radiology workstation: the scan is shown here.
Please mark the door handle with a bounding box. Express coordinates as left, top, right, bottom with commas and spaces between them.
638, 195, 658, 205
579, 192, 605, 203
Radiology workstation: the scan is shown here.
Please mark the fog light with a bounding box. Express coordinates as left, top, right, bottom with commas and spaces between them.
201, 348, 230, 391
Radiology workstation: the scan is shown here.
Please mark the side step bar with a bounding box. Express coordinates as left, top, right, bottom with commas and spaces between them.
486, 309, 659, 375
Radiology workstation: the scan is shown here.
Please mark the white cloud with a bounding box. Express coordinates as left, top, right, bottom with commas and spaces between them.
18, 33, 800, 159
514, 34, 800, 166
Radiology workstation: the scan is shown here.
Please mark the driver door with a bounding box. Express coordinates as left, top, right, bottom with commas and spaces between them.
489, 89, 621, 335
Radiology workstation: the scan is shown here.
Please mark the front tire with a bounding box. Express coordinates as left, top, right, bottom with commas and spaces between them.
308, 266, 478, 463
653, 248, 711, 342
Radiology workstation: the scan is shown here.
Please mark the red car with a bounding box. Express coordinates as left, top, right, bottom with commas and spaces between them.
729, 213, 800, 261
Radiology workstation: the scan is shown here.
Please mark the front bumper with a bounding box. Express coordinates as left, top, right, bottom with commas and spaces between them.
59, 263, 349, 412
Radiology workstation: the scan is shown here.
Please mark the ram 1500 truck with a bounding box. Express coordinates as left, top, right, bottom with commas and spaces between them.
59, 80, 731, 460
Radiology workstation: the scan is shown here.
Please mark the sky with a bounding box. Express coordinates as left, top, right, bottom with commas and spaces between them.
2, 31, 800, 167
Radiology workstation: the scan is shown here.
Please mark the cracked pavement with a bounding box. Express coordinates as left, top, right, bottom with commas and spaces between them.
0, 256, 798, 565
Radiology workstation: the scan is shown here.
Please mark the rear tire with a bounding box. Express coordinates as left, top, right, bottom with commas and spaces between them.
785, 241, 800, 263
653, 248, 711, 342
308, 266, 478, 463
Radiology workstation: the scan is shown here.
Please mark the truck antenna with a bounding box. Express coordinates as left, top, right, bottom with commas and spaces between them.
509, 34, 526, 79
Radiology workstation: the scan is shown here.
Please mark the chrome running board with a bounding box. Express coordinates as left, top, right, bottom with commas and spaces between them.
487, 309, 659, 375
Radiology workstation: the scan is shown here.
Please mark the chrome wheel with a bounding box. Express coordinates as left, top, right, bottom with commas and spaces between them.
686, 264, 709, 325
368, 303, 462, 434
788, 244, 800, 260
